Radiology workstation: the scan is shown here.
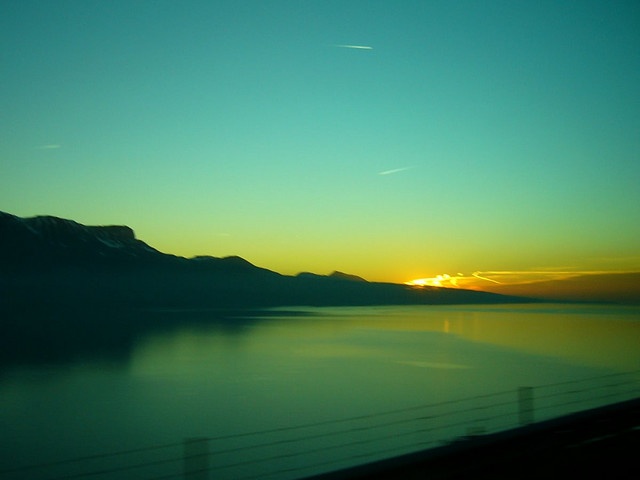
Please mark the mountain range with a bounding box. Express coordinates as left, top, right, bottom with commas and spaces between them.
0, 211, 528, 309
477, 272, 640, 305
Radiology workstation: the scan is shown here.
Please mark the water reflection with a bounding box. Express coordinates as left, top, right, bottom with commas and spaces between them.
0, 307, 306, 372
2, 304, 638, 374
268, 304, 639, 371
1, 304, 638, 480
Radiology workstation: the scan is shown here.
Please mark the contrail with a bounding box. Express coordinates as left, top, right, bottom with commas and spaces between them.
378, 167, 412, 175
333, 44, 373, 50
471, 272, 502, 284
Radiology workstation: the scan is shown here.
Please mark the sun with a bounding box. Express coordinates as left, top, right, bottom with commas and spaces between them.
405, 274, 456, 288
405, 278, 431, 287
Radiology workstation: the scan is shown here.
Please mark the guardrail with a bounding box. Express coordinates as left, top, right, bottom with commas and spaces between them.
2, 370, 639, 480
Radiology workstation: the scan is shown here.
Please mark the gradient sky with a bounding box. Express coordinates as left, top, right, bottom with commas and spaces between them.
2, 0, 639, 285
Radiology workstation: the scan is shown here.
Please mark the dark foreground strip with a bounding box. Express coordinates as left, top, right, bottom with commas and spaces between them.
303, 397, 640, 480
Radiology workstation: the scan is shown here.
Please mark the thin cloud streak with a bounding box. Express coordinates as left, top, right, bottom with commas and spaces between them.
407, 269, 640, 290
378, 166, 413, 175
36, 144, 62, 149
470, 270, 640, 286
471, 272, 502, 284
333, 44, 373, 50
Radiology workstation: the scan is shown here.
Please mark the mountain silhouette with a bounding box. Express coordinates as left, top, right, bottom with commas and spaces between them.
0, 211, 528, 309
477, 272, 640, 304
0, 211, 165, 270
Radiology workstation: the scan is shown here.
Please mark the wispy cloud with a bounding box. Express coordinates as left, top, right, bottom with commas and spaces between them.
470, 270, 638, 286
36, 144, 62, 150
378, 166, 412, 175
406, 269, 638, 290
471, 272, 502, 284
333, 44, 373, 50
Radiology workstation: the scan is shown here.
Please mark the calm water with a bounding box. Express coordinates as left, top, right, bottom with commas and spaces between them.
1, 304, 639, 479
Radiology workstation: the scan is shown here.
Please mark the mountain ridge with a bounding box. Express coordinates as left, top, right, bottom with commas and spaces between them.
477, 272, 640, 304
0, 211, 530, 309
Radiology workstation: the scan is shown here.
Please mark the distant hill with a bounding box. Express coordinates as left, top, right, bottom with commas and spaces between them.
0, 211, 528, 309
476, 273, 640, 304
329, 271, 368, 282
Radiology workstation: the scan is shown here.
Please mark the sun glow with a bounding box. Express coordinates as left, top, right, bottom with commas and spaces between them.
403, 269, 639, 297
405, 274, 460, 288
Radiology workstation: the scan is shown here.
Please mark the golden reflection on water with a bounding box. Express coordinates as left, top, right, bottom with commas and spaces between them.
130, 304, 640, 378
330, 304, 640, 371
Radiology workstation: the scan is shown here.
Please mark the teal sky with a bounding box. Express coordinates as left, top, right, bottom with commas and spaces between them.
2, 0, 639, 284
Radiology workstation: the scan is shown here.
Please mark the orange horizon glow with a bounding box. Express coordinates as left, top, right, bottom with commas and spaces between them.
405, 274, 463, 288
404, 270, 640, 299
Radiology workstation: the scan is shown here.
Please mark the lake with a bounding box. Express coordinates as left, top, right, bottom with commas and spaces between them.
1, 303, 639, 479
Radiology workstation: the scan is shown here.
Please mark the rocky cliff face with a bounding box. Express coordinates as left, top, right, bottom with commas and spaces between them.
0, 211, 162, 270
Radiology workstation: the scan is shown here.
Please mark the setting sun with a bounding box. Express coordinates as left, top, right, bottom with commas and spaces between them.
405, 274, 460, 288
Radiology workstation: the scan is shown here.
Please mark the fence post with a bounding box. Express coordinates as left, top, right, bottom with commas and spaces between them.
518, 386, 534, 426
184, 437, 209, 480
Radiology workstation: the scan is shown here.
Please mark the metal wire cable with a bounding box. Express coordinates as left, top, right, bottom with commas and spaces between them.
2, 369, 638, 480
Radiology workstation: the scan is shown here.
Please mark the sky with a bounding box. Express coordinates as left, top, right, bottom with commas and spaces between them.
1, 0, 639, 287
